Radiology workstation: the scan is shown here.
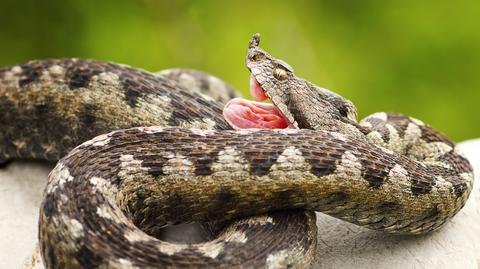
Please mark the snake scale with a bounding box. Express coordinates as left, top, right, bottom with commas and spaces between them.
0, 34, 474, 269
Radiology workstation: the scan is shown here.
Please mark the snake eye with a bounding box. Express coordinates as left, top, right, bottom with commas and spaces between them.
273, 66, 289, 81
250, 53, 265, 62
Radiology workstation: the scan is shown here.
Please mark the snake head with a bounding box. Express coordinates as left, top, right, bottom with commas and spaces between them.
246, 33, 295, 103
225, 33, 358, 131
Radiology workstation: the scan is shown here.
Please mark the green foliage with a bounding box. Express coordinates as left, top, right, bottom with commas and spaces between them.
1, 0, 478, 141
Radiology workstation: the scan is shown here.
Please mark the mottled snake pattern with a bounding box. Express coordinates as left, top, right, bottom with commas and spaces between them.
0, 34, 474, 268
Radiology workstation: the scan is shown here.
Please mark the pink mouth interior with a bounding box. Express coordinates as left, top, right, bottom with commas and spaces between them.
249, 74, 268, 101
223, 75, 292, 129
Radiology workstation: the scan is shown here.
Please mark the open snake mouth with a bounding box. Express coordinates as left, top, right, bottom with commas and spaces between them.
223, 74, 293, 129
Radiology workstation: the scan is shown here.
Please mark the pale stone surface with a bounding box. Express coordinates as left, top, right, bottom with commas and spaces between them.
0, 161, 52, 269
1, 140, 479, 269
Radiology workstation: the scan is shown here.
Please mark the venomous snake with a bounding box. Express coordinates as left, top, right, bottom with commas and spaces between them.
0, 34, 474, 268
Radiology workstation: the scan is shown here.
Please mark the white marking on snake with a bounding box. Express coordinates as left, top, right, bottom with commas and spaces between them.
330, 131, 348, 142
196, 241, 224, 259
11, 66, 22, 74
366, 131, 385, 147
48, 65, 65, 76
39, 65, 65, 82
408, 226, 425, 235
266, 248, 303, 269
410, 117, 425, 126
236, 129, 262, 135
177, 73, 198, 87
1, 66, 23, 87
212, 146, 249, 176
138, 126, 164, 134
197, 92, 217, 102
66, 218, 84, 239
383, 164, 411, 195
376, 144, 394, 155
117, 155, 150, 184
359, 121, 373, 128
433, 176, 454, 194
46, 163, 73, 194
190, 128, 217, 136
51, 214, 84, 242
108, 258, 140, 269
273, 129, 299, 135
96, 72, 120, 86
85, 72, 122, 102
335, 151, 363, 179
59, 194, 69, 203
384, 124, 401, 153
89, 176, 117, 201
404, 123, 422, 142
96, 204, 115, 220
246, 215, 274, 226
409, 140, 453, 166
276, 147, 300, 163
124, 229, 153, 243
454, 146, 469, 159
460, 172, 474, 187
270, 146, 311, 181
139, 95, 172, 115
81, 133, 112, 147
424, 160, 453, 169
157, 242, 188, 256
89, 71, 174, 124
426, 142, 453, 160
346, 105, 358, 122
225, 231, 248, 243
163, 153, 195, 176
369, 112, 388, 121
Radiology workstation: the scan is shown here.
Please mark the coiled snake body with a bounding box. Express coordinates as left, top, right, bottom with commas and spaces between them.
0, 34, 473, 268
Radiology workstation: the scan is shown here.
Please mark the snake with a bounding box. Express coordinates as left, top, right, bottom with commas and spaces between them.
0, 34, 473, 269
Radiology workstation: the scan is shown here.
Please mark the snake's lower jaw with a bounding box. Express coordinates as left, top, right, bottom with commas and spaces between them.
223, 97, 292, 129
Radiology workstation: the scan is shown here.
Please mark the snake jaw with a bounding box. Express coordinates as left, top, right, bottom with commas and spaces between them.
245, 33, 359, 131
225, 36, 296, 130
225, 45, 294, 130
245, 33, 302, 129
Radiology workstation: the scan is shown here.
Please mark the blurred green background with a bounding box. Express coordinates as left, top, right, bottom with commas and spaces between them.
0, 0, 478, 141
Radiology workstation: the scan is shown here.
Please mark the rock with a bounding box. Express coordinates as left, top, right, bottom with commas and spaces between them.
1, 140, 479, 269
0, 161, 52, 269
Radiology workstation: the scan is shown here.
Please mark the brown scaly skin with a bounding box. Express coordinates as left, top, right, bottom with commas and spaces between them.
0, 60, 234, 162
0, 56, 317, 267
2, 34, 475, 268
246, 34, 472, 197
